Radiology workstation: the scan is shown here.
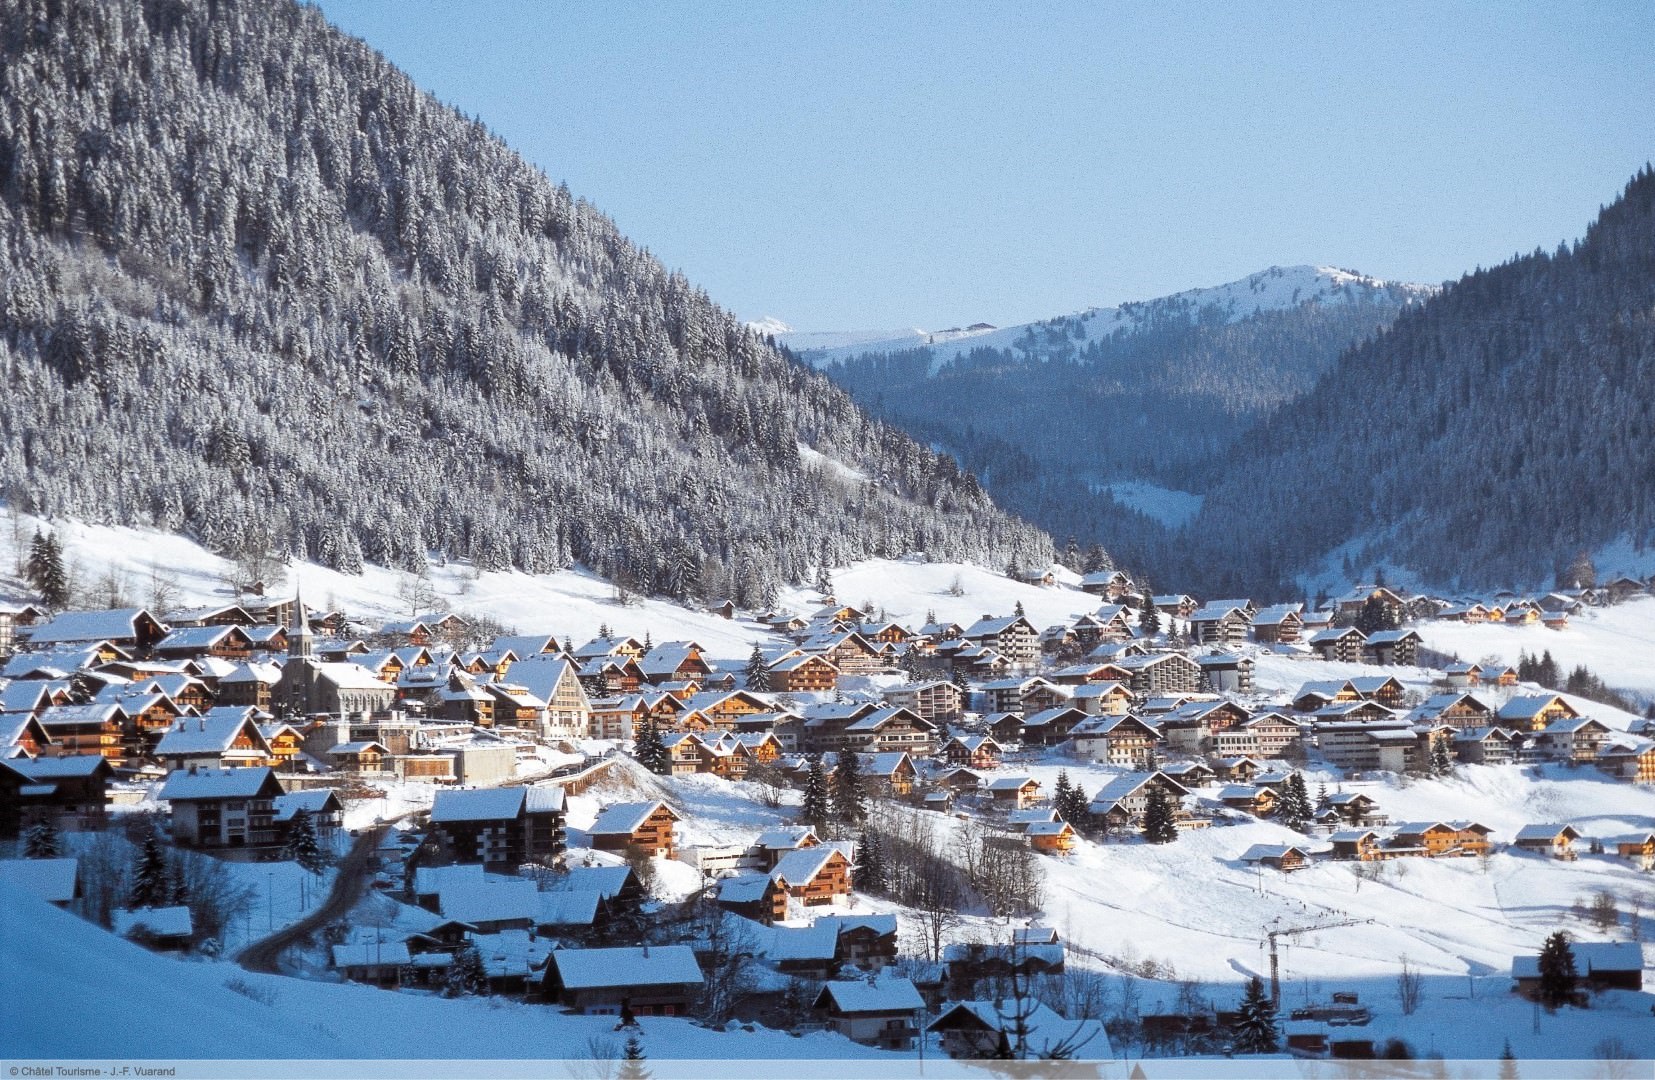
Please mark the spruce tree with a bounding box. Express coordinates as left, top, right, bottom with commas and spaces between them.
833, 751, 866, 826
1498, 1039, 1518, 1080
281, 809, 328, 873
617, 1034, 651, 1080
1430, 735, 1455, 777
1535, 931, 1577, 1011
634, 716, 669, 775
1229, 976, 1279, 1054
23, 821, 61, 859
854, 830, 887, 894
129, 827, 170, 908
1013, 600, 1025, 617
1280, 773, 1313, 832
1142, 785, 1178, 844
1139, 594, 1161, 637
27, 530, 70, 609
444, 942, 489, 997
744, 645, 771, 692
1315, 782, 1331, 815
901, 645, 922, 681
1053, 771, 1074, 821
801, 754, 832, 829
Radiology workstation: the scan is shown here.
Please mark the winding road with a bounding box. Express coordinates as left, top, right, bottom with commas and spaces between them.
235, 821, 395, 974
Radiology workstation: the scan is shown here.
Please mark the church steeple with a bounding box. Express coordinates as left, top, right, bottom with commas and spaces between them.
289, 580, 315, 660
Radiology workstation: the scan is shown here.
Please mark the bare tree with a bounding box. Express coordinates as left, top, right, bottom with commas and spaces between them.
1396, 956, 1424, 1015
1589, 890, 1620, 931
396, 569, 440, 619
146, 563, 183, 615
225, 528, 287, 597
693, 900, 756, 1025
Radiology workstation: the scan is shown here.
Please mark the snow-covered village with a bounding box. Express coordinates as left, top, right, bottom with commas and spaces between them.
3, 1, 1654, 1076
3, 514, 1654, 1074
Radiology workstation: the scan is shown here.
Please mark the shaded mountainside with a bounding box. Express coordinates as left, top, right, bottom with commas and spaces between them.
807, 269, 1423, 578
0, 0, 1051, 605
1184, 168, 1655, 596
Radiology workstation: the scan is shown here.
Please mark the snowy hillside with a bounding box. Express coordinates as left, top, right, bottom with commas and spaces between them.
783, 265, 1432, 369
0, 880, 897, 1063
0, 512, 1090, 668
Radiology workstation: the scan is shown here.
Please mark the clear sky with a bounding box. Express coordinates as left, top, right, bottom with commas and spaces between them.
316, 1, 1654, 331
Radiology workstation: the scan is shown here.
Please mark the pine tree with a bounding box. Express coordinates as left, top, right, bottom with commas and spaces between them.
22, 821, 61, 859
815, 566, 833, 597
634, 716, 669, 775
801, 754, 832, 829
129, 826, 170, 908
1229, 976, 1279, 1054
1315, 782, 1331, 814
1429, 735, 1455, 777
1142, 784, 1178, 844
951, 665, 972, 694
1013, 600, 1025, 617
1499, 1039, 1518, 1080
617, 1034, 651, 1080
598, 623, 612, 640
26, 530, 70, 609
1535, 931, 1577, 1011
854, 830, 887, 894
443, 942, 489, 997
641, 630, 653, 653
833, 751, 866, 826
1138, 593, 1160, 637
901, 645, 922, 681
1143, 740, 1160, 773
744, 645, 771, 692
1280, 772, 1313, 832
281, 809, 328, 873
1053, 771, 1074, 821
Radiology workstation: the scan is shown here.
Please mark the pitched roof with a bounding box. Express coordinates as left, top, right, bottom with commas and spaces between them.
430, 787, 527, 823
113, 905, 193, 938
548, 945, 703, 990
156, 767, 280, 801
771, 845, 845, 886
815, 976, 924, 1014
27, 609, 164, 644
588, 800, 675, 836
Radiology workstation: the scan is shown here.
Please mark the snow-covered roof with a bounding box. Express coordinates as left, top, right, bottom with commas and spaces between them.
156, 767, 279, 801
438, 877, 539, 925
588, 800, 673, 836
27, 609, 163, 644
537, 889, 601, 927
429, 787, 526, 823
815, 976, 924, 1014
154, 708, 266, 756
929, 1000, 1110, 1059
548, 945, 703, 990
332, 942, 412, 968
771, 845, 844, 887
1513, 823, 1578, 843
113, 905, 193, 938
272, 789, 340, 821
545, 865, 634, 899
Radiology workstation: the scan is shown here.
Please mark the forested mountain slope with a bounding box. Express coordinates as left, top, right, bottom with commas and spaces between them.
1184, 168, 1655, 596
0, 0, 1051, 606
806, 268, 1424, 573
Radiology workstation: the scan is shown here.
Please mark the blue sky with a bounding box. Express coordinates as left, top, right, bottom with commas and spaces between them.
317, 1, 1655, 331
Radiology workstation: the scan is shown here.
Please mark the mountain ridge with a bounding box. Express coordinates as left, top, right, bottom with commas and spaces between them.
0, 0, 1055, 605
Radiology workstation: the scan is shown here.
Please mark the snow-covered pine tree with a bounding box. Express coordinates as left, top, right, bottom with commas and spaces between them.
1141, 785, 1178, 844
617, 1034, 651, 1080
1430, 735, 1455, 776
443, 942, 489, 997
129, 826, 170, 907
1280, 773, 1313, 832
1315, 782, 1331, 814
1229, 977, 1279, 1053
281, 809, 329, 873
744, 645, 771, 692
22, 820, 61, 859
801, 754, 832, 829
633, 717, 669, 775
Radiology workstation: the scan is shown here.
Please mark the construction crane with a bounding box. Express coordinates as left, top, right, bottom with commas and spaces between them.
1264, 917, 1373, 1006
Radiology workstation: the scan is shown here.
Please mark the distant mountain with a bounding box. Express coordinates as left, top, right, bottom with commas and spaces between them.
1182, 168, 1655, 596
0, 0, 1052, 606
784, 265, 1430, 369
795, 266, 1428, 579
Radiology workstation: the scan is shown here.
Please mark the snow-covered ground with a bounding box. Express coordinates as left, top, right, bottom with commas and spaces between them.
1417, 596, 1655, 706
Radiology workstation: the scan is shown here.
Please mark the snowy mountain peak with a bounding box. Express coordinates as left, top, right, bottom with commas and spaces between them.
745, 316, 793, 336
783, 265, 1434, 369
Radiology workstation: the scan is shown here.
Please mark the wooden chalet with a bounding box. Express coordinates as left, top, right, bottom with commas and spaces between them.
1512, 823, 1580, 859
425, 785, 566, 868
985, 775, 1042, 809
813, 977, 925, 1050
543, 945, 703, 1016
1308, 626, 1367, 663
769, 652, 839, 692
588, 800, 680, 858
1239, 843, 1311, 872
772, 844, 852, 906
